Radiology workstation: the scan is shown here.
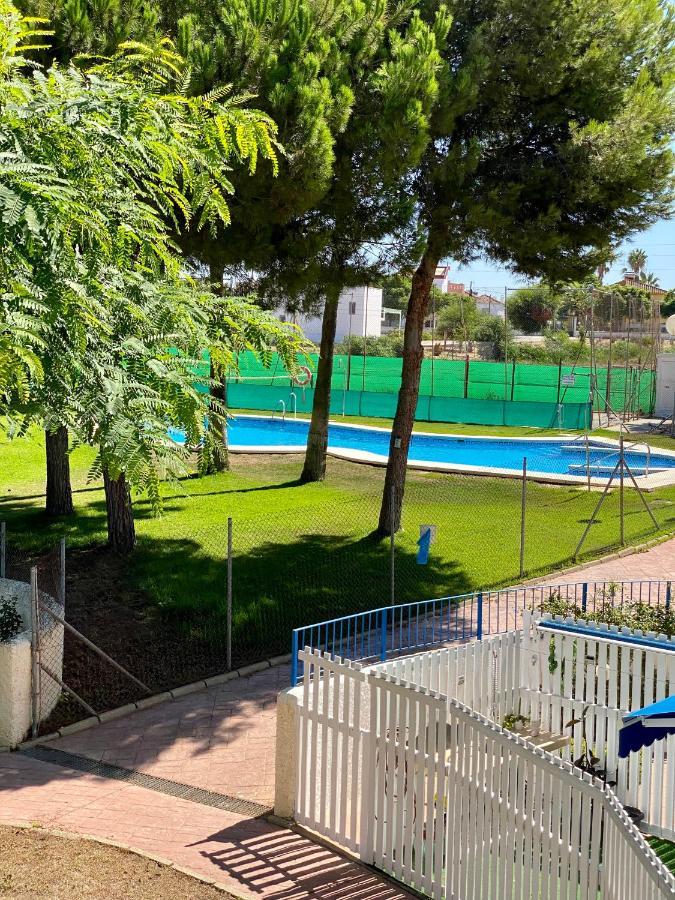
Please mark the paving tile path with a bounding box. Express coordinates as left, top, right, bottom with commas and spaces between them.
47, 663, 288, 807
536, 537, 675, 585
0, 754, 411, 899
1, 537, 673, 898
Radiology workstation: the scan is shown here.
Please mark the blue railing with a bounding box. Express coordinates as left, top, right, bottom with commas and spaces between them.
290, 578, 672, 685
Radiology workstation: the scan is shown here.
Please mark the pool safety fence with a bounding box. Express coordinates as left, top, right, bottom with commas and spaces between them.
227, 382, 591, 430
229, 350, 655, 417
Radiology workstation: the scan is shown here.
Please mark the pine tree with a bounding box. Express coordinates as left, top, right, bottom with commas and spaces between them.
378, 0, 675, 533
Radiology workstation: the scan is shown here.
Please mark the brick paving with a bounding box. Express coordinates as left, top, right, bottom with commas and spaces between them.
46, 664, 287, 807
1, 536, 673, 897
536, 537, 675, 585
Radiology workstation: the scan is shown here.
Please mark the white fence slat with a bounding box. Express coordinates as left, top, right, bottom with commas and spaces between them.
295, 641, 675, 900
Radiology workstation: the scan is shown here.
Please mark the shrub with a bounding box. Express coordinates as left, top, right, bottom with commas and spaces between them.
536, 590, 675, 637
336, 333, 404, 357
0, 596, 23, 642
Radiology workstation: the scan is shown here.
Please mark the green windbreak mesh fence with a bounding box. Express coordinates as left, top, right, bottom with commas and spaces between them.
231, 350, 654, 416
227, 383, 591, 429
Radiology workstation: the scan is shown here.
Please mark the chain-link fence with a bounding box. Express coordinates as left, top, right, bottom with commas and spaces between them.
0, 455, 670, 734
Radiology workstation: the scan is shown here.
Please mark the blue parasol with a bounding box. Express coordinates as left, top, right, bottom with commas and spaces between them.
619, 695, 675, 758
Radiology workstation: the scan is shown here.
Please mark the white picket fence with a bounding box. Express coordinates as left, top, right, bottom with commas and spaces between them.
294, 647, 675, 899
377, 629, 521, 722
376, 615, 675, 841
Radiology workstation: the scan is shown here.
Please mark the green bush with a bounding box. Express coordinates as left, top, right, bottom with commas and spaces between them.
537, 589, 675, 636
336, 333, 404, 357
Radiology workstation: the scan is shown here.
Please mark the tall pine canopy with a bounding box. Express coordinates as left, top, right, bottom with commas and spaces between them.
378, 0, 675, 532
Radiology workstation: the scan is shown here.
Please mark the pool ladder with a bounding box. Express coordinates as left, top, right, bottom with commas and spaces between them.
562, 435, 651, 476
271, 400, 286, 422
271, 394, 297, 422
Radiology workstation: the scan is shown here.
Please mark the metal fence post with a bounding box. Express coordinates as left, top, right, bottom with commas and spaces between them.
390, 483, 395, 605
291, 631, 299, 686
59, 537, 66, 606
380, 607, 388, 661
666, 582, 672, 611
477, 592, 483, 641
0, 521, 5, 579
519, 457, 527, 579
30, 566, 41, 738
619, 434, 625, 547
582, 582, 588, 614
227, 517, 233, 672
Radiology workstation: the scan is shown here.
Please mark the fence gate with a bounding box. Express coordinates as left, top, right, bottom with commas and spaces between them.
294, 649, 370, 854
295, 649, 447, 896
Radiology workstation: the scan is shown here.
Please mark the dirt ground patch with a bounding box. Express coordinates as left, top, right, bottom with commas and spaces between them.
0, 825, 235, 899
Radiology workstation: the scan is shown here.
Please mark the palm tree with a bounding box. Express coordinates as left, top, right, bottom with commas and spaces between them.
624, 248, 648, 276
642, 272, 660, 288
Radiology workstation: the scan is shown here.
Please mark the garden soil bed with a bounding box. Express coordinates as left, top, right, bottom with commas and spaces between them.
30, 545, 245, 734
0, 825, 234, 899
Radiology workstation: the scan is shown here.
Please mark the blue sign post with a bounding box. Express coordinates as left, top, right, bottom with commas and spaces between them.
417, 526, 432, 565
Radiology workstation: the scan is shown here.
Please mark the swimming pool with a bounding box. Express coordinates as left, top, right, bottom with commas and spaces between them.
169, 416, 675, 484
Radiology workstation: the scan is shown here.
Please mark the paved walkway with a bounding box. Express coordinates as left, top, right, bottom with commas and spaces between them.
536, 536, 675, 585
48, 663, 287, 807
1, 537, 673, 897
0, 754, 410, 899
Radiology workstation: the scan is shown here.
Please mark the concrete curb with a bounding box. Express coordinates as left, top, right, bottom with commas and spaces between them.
0, 821, 251, 899
16, 653, 292, 751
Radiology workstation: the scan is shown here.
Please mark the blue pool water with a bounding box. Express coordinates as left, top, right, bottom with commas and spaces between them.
169, 416, 675, 479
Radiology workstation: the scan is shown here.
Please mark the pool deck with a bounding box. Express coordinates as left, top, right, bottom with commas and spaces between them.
229, 416, 675, 490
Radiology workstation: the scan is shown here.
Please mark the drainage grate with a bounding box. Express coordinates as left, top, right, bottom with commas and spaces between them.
21, 746, 272, 818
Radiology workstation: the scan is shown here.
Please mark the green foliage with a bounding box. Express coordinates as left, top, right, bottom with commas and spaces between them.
336, 333, 405, 358
436, 294, 480, 340
0, 595, 22, 641
537, 589, 675, 637
381, 273, 413, 311
663, 290, 675, 318
507, 285, 563, 335
418, 0, 674, 278
0, 2, 306, 518
625, 248, 648, 276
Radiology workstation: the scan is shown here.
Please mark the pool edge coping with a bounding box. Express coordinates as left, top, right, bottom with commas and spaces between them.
229, 415, 675, 490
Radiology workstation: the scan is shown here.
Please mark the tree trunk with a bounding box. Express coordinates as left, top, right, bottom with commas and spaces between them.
45, 426, 74, 516
204, 258, 229, 473
378, 244, 440, 535
301, 282, 342, 483
103, 469, 136, 554
208, 356, 229, 472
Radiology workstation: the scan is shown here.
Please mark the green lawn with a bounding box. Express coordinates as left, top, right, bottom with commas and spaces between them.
2, 422, 674, 667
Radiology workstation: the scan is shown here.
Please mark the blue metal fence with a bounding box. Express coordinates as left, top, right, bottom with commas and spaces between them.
290, 578, 672, 685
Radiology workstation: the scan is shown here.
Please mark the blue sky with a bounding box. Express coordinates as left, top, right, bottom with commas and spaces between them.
448, 217, 674, 297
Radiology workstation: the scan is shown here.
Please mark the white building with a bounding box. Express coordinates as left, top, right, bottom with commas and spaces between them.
282, 286, 383, 343
475, 293, 505, 318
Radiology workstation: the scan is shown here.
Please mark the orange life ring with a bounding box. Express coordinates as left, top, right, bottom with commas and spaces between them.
293, 365, 312, 387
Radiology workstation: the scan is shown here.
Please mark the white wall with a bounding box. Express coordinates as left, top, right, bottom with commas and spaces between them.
0, 578, 63, 747
655, 353, 675, 417
284, 287, 383, 343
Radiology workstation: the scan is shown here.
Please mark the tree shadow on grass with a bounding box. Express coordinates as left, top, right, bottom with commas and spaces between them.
28, 529, 472, 731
